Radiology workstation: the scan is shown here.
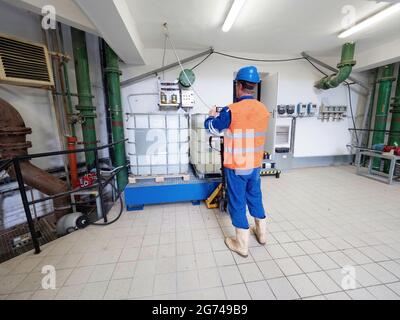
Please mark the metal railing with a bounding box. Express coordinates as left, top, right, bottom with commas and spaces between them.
0, 139, 128, 255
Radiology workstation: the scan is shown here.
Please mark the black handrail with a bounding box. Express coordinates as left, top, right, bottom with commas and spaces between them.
13, 139, 127, 161
0, 159, 13, 172
5, 139, 128, 255
349, 128, 400, 134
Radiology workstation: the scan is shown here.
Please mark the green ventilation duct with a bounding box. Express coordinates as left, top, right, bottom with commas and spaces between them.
371, 64, 396, 170
315, 43, 356, 90
71, 28, 97, 168
104, 43, 128, 192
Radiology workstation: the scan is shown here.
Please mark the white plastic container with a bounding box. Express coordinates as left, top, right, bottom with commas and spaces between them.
190, 114, 222, 176
149, 115, 166, 129
127, 113, 190, 176
166, 115, 180, 129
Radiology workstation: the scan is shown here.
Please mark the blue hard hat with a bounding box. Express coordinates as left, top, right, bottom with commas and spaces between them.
236, 66, 260, 84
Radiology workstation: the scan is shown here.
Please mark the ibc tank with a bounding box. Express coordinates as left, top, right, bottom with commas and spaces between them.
190, 114, 222, 177
127, 113, 189, 176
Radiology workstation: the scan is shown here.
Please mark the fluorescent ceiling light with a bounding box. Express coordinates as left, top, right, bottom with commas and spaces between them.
222, 0, 247, 32
339, 3, 400, 38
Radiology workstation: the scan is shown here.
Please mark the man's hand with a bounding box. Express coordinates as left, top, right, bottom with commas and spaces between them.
209, 106, 219, 117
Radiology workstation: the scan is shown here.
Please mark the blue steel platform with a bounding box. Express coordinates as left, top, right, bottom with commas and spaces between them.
124, 170, 221, 211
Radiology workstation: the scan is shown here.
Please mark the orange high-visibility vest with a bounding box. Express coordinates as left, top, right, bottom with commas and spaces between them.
224, 99, 270, 170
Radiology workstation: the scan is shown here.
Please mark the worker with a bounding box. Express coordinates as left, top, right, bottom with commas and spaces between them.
205, 66, 270, 258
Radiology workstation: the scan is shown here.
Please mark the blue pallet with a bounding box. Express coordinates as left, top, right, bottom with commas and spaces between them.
124, 176, 220, 211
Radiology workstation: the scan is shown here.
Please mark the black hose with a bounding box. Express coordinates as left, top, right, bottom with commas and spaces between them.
90, 178, 124, 227
72, 177, 124, 227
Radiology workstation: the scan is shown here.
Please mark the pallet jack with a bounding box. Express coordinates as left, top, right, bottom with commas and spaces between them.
205, 136, 228, 212
205, 139, 282, 212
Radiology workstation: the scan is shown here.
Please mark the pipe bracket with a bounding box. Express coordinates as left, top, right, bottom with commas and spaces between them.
378, 76, 396, 83
104, 67, 122, 76
337, 60, 356, 68
76, 104, 96, 112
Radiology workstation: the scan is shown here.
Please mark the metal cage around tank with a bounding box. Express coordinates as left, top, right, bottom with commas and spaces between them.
126, 113, 190, 176
190, 113, 222, 178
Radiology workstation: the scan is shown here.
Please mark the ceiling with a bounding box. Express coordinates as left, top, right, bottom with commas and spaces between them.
126, 0, 400, 56
4, 0, 399, 67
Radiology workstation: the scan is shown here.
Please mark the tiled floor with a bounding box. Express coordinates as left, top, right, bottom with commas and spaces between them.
1, 166, 400, 300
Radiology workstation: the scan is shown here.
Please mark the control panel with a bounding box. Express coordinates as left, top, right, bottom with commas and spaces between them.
158, 80, 196, 109
181, 89, 195, 109
297, 103, 308, 117
307, 103, 318, 116
158, 80, 181, 108
319, 105, 348, 121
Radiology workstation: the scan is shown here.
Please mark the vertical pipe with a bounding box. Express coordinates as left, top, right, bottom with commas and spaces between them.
383, 65, 400, 173
104, 43, 128, 191
42, 27, 72, 188
61, 60, 76, 137
94, 149, 107, 223
99, 40, 115, 162
58, 22, 76, 137
371, 64, 395, 170
71, 28, 97, 169
388, 66, 400, 147
67, 136, 79, 188
366, 70, 378, 148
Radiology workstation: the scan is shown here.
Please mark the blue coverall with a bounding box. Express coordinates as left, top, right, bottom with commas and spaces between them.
204, 96, 266, 230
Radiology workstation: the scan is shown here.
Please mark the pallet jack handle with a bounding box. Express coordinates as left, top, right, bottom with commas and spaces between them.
208, 136, 228, 212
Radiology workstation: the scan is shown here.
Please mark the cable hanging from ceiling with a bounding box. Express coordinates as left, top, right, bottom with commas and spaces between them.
159, 22, 362, 136
212, 51, 305, 63
163, 23, 212, 109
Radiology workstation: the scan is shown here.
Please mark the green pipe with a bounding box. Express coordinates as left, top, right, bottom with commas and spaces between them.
71, 28, 97, 168
61, 60, 76, 137
315, 43, 356, 90
358, 70, 378, 167
104, 44, 128, 191
366, 70, 378, 149
388, 67, 400, 147
371, 64, 395, 170
382, 66, 400, 173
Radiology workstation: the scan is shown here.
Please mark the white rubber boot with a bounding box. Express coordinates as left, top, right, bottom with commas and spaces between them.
225, 228, 250, 258
252, 218, 267, 245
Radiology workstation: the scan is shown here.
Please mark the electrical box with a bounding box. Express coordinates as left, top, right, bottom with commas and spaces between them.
307, 103, 318, 116
158, 80, 181, 108
277, 105, 287, 116
286, 105, 296, 116
181, 89, 195, 108
297, 103, 308, 116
